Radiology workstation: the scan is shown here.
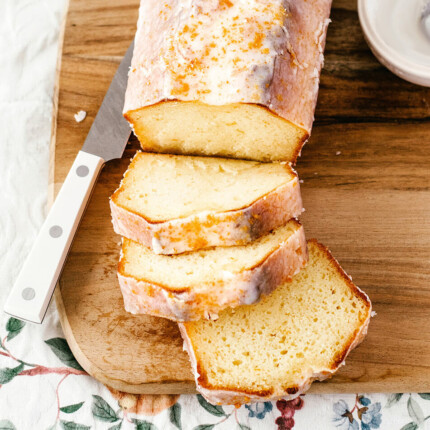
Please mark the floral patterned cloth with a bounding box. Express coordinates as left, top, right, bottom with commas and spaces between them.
1, 322, 430, 430
1, 1, 430, 429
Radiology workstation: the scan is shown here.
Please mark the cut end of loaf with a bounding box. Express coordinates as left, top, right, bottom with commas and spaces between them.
110, 151, 303, 254
180, 240, 372, 404
125, 101, 308, 163
111, 152, 299, 223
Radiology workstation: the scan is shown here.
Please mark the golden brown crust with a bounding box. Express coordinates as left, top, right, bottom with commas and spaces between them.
291, 131, 309, 165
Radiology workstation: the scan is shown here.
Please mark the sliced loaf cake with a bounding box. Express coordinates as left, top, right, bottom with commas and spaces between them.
117, 220, 307, 321
179, 240, 372, 405
124, 0, 332, 162
110, 152, 303, 255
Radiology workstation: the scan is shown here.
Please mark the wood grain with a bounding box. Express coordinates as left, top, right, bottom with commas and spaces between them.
53, 0, 430, 393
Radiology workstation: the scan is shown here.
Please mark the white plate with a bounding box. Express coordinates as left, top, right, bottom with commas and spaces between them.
358, 0, 430, 86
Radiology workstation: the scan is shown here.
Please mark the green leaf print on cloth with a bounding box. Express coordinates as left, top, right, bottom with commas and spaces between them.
132, 419, 158, 430
0, 363, 24, 385
192, 425, 215, 430
60, 402, 85, 414
92, 395, 120, 422
418, 393, 430, 401
0, 420, 16, 430
60, 421, 91, 430
407, 396, 424, 426
45, 338, 84, 371
5, 318, 25, 342
197, 395, 225, 417
169, 402, 182, 429
400, 423, 418, 430
386, 394, 403, 408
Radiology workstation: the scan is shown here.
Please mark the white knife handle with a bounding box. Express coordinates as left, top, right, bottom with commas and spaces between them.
4, 151, 105, 323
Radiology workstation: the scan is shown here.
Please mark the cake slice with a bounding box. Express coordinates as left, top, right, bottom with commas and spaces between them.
110, 152, 303, 255
117, 220, 307, 321
124, 0, 332, 162
179, 240, 372, 405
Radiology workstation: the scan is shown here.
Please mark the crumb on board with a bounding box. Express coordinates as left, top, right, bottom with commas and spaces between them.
74, 110, 87, 123
336, 151, 341, 156
299, 179, 304, 184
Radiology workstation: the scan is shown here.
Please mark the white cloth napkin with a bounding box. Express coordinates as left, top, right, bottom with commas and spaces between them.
0, 1, 112, 428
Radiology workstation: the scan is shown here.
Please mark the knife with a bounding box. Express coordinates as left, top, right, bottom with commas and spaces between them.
4, 42, 134, 324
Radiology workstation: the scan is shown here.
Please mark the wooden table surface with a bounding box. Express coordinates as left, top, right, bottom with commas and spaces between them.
53, 0, 430, 394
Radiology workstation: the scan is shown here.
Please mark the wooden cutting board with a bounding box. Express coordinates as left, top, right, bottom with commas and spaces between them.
52, 0, 430, 394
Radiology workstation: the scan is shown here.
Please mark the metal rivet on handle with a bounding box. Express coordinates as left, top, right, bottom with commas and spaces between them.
76, 165, 89, 177
22, 287, 36, 301
49, 225, 63, 238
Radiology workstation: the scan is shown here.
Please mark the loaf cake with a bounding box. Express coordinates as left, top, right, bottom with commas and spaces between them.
124, 0, 332, 162
179, 240, 372, 405
117, 220, 307, 321
110, 152, 303, 254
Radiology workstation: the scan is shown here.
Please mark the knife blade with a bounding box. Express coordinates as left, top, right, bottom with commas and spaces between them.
4, 42, 134, 324
82, 43, 133, 161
